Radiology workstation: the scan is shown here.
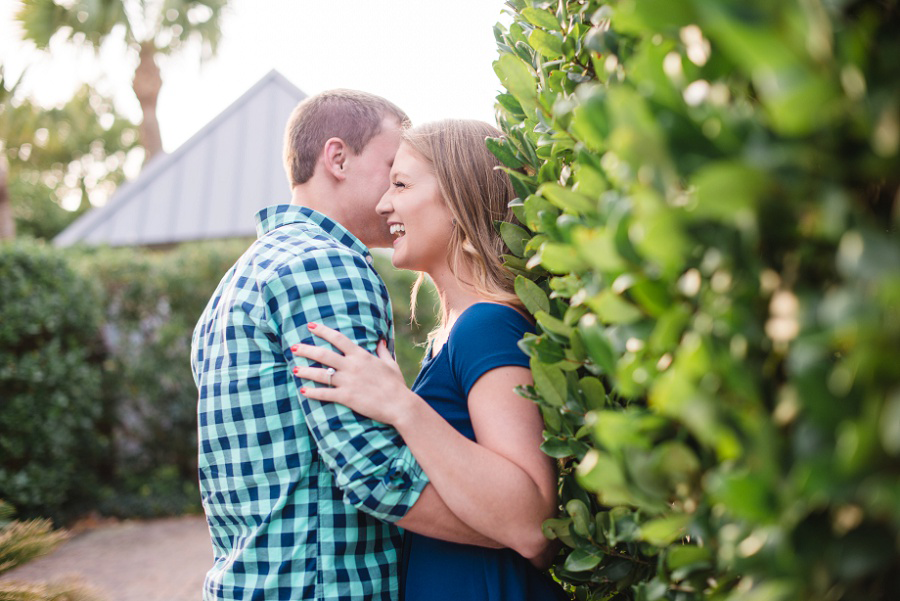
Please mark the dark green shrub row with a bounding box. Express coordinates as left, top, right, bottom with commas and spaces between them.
491, 1, 900, 600
71, 240, 251, 518
1, 239, 436, 522
0, 241, 107, 523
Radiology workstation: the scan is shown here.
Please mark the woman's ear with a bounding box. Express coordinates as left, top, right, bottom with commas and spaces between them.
322, 137, 348, 181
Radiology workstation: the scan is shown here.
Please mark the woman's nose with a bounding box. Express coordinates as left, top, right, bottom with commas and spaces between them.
376, 190, 392, 215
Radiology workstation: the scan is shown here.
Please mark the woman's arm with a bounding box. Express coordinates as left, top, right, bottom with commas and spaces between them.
291, 323, 558, 560
392, 364, 558, 560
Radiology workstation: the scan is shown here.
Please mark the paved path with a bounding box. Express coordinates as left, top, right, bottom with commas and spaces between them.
0, 515, 212, 601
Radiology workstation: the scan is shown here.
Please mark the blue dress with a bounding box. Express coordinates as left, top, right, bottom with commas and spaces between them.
400, 303, 567, 601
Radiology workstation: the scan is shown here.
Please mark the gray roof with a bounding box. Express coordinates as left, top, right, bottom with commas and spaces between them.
54, 70, 307, 247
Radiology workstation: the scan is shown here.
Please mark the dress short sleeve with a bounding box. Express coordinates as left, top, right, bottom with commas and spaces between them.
446, 303, 535, 397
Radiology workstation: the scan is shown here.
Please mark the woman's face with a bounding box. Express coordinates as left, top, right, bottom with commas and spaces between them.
376, 143, 455, 273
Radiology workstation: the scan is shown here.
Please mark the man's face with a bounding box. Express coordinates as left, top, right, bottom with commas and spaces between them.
344, 117, 403, 248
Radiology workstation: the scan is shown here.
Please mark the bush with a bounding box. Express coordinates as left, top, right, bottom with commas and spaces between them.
70, 241, 437, 518
0, 500, 101, 601
0, 241, 107, 523
491, 1, 900, 600
70, 240, 250, 518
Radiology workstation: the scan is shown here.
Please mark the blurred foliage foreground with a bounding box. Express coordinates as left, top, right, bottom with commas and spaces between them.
0, 238, 435, 525
0, 500, 100, 601
491, 0, 899, 600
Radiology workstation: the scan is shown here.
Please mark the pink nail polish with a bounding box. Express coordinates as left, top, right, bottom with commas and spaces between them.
291, 344, 299, 352
308, 323, 317, 330
292, 367, 299, 375
300, 387, 306, 394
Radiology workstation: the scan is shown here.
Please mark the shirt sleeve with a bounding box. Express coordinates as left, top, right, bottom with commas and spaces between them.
447, 304, 535, 397
263, 246, 428, 523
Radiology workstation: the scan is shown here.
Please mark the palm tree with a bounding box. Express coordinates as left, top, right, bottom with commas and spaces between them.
16, 0, 229, 165
0, 66, 140, 240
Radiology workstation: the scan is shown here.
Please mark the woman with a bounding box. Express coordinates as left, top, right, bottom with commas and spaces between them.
290, 120, 565, 600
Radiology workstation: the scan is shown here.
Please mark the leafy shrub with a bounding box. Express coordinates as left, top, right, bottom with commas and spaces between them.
491, 1, 900, 599
0, 499, 101, 601
0, 500, 67, 574
0, 242, 106, 523
69, 241, 437, 518
70, 240, 250, 517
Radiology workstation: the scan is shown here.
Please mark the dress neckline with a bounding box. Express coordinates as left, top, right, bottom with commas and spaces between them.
422, 302, 530, 365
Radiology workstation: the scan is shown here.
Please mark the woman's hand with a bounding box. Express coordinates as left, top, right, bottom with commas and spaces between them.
291, 323, 413, 426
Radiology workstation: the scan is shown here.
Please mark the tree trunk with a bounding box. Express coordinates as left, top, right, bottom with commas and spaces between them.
133, 42, 164, 166
0, 152, 14, 241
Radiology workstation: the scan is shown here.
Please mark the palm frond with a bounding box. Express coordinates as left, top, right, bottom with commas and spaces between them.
0, 519, 68, 575
0, 579, 105, 601
17, 0, 130, 50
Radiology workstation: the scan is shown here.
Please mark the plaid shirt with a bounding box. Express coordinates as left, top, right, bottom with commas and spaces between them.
192, 205, 428, 601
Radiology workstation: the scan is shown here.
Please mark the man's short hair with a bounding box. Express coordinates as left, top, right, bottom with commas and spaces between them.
283, 89, 409, 186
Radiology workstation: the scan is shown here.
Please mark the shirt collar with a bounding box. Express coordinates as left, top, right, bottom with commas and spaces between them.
255, 204, 371, 258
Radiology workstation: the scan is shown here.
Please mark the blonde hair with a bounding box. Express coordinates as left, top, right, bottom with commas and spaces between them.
402, 119, 523, 325
283, 89, 409, 186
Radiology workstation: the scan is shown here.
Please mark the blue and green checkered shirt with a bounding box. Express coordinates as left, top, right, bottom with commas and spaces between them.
192, 205, 428, 601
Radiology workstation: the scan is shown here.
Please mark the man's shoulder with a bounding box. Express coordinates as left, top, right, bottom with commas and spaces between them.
252, 227, 383, 291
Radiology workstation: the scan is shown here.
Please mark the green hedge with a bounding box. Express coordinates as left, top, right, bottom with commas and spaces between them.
492, 1, 900, 600
0, 241, 107, 523
0, 239, 436, 521
71, 240, 251, 517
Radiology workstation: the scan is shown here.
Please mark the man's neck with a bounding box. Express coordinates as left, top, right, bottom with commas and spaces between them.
290, 183, 348, 229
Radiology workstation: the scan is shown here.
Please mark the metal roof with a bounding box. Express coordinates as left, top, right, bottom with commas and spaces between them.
54, 70, 307, 247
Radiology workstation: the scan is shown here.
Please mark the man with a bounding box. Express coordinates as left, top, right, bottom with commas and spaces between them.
191, 90, 490, 601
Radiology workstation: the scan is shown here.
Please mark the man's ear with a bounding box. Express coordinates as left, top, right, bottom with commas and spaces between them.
322, 137, 348, 181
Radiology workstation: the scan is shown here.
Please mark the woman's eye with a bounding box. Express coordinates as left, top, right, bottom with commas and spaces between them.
392, 181, 406, 189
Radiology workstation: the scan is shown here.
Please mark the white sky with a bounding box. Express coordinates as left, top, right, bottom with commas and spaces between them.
1, 0, 511, 155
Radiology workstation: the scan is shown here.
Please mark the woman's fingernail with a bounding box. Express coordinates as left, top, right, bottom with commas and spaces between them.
308, 323, 317, 330
292, 366, 300, 375
300, 387, 306, 394
291, 344, 299, 352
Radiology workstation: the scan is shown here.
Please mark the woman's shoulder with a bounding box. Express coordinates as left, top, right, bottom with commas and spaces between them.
448, 303, 535, 347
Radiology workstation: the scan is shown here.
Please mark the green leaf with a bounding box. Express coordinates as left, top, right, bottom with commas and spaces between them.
579, 376, 607, 410
493, 54, 539, 112
566, 499, 594, 537
586, 290, 643, 324
572, 226, 626, 272
515, 275, 550, 315
539, 183, 596, 214
495, 93, 525, 121
578, 314, 616, 375
640, 514, 690, 546
531, 357, 567, 406
485, 136, 524, 169
541, 436, 575, 459
534, 310, 573, 338
529, 29, 563, 58
542, 517, 577, 548
691, 162, 766, 223
665, 545, 712, 571
534, 335, 566, 364
534, 243, 588, 274
564, 547, 604, 572
524, 192, 558, 228
571, 92, 610, 152
499, 222, 531, 257
576, 450, 636, 506
708, 470, 777, 523
521, 7, 562, 30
